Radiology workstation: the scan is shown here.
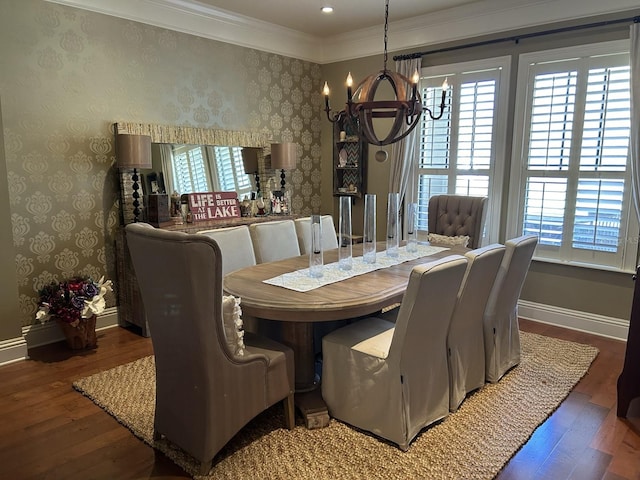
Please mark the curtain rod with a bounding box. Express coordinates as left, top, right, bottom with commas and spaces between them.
393, 15, 640, 61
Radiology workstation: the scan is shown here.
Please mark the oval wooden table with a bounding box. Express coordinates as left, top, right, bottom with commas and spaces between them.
224, 242, 465, 427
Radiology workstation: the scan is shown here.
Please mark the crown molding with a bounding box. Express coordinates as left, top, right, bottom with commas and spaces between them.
45, 0, 639, 64
44, 0, 322, 62
322, 0, 640, 63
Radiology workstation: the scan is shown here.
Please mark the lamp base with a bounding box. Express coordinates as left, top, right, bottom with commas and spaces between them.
131, 168, 142, 223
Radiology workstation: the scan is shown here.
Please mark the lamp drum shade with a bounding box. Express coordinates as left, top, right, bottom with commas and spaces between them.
270, 143, 297, 170
241, 147, 261, 173
116, 134, 152, 169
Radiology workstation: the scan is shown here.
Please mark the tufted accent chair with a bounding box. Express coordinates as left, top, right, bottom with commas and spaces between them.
428, 195, 487, 248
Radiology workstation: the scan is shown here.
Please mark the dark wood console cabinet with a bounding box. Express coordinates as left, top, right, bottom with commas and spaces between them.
617, 266, 640, 434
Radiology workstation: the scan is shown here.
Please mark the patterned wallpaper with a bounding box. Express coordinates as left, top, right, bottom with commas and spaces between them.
0, 0, 323, 327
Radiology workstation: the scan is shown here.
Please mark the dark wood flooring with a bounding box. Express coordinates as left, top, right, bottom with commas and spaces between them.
0, 319, 638, 479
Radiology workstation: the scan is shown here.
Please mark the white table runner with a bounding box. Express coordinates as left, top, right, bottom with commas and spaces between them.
263, 244, 449, 292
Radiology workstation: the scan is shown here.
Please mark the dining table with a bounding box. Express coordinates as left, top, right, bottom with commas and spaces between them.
223, 241, 467, 427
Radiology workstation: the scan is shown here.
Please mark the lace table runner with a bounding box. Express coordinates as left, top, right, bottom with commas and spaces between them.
263, 244, 449, 292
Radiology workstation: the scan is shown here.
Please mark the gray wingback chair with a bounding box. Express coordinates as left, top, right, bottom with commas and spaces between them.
124, 223, 295, 475
428, 194, 487, 248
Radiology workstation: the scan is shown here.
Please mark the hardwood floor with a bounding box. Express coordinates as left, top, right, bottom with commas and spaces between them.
0, 319, 638, 479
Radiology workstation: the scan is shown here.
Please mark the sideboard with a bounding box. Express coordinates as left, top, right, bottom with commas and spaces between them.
115, 215, 300, 337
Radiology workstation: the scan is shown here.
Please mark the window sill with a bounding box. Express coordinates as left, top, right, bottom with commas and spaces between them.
531, 255, 636, 275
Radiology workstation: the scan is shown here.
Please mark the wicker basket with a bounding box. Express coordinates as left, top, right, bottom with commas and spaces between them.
56, 315, 97, 350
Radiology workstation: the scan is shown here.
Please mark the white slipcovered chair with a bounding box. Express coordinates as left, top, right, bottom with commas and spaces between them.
447, 244, 505, 412
321, 255, 468, 451
198, 225, 260, 333
483, 234, 538, 383
294, 215, 338, 254
249, 220, 300, 263
198, 225, 256, 276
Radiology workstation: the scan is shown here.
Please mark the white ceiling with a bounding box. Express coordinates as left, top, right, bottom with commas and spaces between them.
46, 0, 640, 63
192, 0, 483, 38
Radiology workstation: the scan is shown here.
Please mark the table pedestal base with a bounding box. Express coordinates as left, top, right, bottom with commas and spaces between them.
295, 390, 330, 429
279, 322, 330, 428
280, 322, 318, 391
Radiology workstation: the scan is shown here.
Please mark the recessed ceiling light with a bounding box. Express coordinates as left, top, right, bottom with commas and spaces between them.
321, 6, 334, 14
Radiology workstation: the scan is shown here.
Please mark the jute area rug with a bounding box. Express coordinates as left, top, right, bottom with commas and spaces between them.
73, 332, 598, 480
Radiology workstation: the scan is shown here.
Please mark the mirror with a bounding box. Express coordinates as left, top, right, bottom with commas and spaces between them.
150, 143, 255, 199
115, 122, 272, 223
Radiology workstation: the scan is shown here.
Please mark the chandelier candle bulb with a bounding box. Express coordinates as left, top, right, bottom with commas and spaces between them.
323, 81, 330, 109
440, 78, 449, 106
412, 69, 420, 99
346, 72, 353, 101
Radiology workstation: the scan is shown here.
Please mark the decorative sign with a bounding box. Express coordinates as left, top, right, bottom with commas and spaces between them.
188, 192, 240, 221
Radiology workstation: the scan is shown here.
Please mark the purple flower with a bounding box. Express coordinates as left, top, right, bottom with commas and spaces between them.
71, 295, 86, 310
84, 282, 99, 298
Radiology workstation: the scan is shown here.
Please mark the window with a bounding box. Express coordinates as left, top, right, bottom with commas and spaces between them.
170, 145, 253, 199
414, 56, 511, 244
210, 146, 253, 199
508, 40, 637, 272
171, 145, 211, 194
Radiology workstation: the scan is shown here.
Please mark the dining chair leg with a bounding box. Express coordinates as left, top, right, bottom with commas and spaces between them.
283, 393, 295, 429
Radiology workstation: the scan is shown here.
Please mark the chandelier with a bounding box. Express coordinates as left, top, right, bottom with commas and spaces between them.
323, 0, 448, 146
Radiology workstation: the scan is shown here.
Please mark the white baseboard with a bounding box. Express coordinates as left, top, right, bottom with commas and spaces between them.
518, 300, 629, 341
0, 337, 28, 366
0, 302, 629, 366
0, 308, 121, 366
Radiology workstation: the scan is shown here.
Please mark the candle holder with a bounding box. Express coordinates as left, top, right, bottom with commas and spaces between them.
363, 194, 377, 264
309, 215, 324, 278
338, 196, 353, 270
386, 192, 400, 258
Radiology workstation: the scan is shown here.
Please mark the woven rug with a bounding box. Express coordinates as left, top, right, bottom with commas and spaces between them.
73, 332, 598, 480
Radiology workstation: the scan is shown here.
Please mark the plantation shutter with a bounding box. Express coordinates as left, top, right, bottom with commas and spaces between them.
416, 62, 508, 241
171, 145, 210, 194
512, 43, 636, 271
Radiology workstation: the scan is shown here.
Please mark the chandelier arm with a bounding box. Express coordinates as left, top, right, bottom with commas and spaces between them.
324, 105, 342, 123
426, 101, 446, 121
405, 111, 422, 127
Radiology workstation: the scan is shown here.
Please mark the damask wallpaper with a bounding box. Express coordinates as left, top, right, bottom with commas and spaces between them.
0, 0, 323, 328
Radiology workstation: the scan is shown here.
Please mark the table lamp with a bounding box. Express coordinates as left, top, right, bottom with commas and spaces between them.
116, 134, 152, 223
242, 147, 262, 194
270, 142, 297, 191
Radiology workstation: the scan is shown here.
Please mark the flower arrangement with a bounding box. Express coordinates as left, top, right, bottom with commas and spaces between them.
36, 276, 113, 327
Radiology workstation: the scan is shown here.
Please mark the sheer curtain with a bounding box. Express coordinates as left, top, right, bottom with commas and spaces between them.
389, 57, 421, 210
631, 23, 640, 223
158, 144, 175, 194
